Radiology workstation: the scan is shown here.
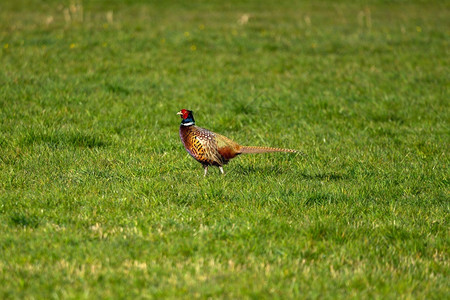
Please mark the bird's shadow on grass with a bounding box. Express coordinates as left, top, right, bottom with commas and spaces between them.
231, 165, 287, 176
298, 172, 349, 181
231, 165, 349, 181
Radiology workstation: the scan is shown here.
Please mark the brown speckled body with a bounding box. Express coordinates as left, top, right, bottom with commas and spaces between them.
179, 125, 242, 167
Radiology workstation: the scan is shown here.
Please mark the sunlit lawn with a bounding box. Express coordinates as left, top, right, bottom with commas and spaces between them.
0, 0, 448, 299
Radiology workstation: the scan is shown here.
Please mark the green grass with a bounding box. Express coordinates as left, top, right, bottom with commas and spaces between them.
0, 0, 448, 298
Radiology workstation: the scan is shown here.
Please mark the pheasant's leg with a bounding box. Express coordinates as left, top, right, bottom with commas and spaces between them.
219, 166, 224, 175
203, 165, 208, 177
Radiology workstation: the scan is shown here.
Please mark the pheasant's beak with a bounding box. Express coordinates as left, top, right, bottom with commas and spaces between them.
176, 111, 183, 116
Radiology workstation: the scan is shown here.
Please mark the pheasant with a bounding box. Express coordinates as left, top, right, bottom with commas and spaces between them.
177, 109, 297, 176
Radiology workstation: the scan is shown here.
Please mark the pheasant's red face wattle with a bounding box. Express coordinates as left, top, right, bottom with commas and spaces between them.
178, 109, 189, 119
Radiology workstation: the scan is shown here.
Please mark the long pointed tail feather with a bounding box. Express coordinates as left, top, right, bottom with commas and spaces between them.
240, 146, 297, 154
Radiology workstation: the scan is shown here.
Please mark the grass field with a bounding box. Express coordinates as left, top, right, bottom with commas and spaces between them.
0, 0, 448, 298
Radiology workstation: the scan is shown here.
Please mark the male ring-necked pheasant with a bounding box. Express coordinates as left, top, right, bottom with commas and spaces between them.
177, 109, 297, 175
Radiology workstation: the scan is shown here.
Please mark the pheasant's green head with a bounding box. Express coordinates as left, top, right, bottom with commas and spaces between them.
177, 109, 195, 126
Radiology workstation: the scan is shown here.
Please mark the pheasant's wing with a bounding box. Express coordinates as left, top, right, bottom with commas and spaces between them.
191, 127, 226, 165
